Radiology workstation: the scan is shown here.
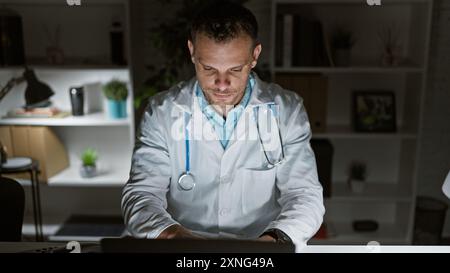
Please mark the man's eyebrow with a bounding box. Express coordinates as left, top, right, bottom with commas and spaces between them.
198, 60, 246, 70
198, 60, 215, 69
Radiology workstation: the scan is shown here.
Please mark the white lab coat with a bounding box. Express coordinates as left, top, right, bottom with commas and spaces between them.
122, 72, 325, 251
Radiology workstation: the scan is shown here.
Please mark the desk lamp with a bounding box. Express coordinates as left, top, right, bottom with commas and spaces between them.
0, 67, 54, 109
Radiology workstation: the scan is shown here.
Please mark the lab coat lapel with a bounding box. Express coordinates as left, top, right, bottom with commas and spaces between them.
176, 78, 224, 158
172, 77, 196, 114
226, 72, 274, 150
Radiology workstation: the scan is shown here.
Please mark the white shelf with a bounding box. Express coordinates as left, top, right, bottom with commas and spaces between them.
274, 66, 425, 74
329, 183, 412, 202
310, 221, 409, 245
47, 164, 129, 187
0, 0, 127, 5
275, 0, 430, 5
312, 126, 417, 139
0, 65, 129, 71
0, 112, 131, 127
22, 223, 61, 239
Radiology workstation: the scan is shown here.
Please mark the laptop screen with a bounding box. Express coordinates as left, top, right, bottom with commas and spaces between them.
101, 237, 295, 253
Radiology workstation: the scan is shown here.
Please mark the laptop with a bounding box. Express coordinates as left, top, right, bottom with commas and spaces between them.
101, 237, 295, 253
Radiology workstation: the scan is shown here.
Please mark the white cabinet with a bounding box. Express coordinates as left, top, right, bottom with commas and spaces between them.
0, 0, 134, 188
0, 1, 134, 239
269, 0, 433, 244
0, 68, 134, 186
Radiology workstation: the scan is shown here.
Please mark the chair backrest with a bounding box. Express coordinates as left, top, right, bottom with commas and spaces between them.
0, 176, 25, 242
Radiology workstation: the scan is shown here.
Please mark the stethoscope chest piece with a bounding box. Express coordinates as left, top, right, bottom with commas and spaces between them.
178, 173, 195, 191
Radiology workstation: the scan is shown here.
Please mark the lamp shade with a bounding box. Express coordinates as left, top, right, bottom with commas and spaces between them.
23, 68, 54, 107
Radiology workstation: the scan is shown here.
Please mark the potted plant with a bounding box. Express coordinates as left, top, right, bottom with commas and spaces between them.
331, 27, 356, 67
347, 161, 367, 193
133, 0, 249, 125
80, 148, 98, 178
103, 79, 128, 119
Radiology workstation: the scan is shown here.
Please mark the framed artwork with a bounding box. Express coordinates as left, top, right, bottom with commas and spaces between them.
352, 91, 396, 132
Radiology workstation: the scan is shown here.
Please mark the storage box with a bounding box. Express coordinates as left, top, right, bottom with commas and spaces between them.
0, 125, 69, 182
0, 126, 14, 157
275, 73, 328, 133
83, 82, 103, 114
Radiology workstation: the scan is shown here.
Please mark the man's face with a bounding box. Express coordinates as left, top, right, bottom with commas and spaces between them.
188, 33, 262, 114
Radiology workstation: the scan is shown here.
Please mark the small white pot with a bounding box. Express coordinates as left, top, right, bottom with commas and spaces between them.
80, 164, 97, 178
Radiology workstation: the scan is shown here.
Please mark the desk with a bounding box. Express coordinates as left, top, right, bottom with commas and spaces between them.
300, 245, 450, 253
0, 242, 449, 253
0, 242, 100, 253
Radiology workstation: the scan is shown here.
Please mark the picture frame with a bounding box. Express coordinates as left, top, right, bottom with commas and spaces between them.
352, 91, 396, 132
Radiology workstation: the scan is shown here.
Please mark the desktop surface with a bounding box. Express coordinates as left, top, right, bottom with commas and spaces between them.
0, 241, 450, 253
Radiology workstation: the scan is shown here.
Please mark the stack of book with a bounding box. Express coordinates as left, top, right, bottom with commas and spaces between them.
6, 107, 70, 118
275, 14, 333, 67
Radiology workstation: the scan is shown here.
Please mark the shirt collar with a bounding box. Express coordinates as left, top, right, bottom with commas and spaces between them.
195, 74, 255, 117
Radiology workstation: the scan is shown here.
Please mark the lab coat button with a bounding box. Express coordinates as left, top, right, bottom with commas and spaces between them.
220, 209, 230, 216
220, 175, 231, 184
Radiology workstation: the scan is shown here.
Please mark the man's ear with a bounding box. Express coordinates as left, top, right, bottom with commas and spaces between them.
187, 40, 195, 63
251, 43, 262, 68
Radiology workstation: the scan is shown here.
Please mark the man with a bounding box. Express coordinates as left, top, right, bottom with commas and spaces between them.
122, 2, 324, 250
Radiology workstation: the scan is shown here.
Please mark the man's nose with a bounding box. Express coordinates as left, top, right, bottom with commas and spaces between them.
214, 75, 231, 91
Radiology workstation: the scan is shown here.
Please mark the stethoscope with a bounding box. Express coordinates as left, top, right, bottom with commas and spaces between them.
254, 104, 285, 168
177, 112, 196, 191
177, 105, 285, 191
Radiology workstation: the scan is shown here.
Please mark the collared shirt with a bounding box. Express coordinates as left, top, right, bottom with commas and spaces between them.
196, 75, 255, 149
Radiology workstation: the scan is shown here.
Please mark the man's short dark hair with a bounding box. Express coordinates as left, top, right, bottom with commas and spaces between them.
189, 1, 258, 45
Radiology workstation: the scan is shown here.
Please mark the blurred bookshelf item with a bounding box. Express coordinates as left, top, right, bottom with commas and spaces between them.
276, 14, 331, 67
274, 73, 328, 133
6, 107, 70, 118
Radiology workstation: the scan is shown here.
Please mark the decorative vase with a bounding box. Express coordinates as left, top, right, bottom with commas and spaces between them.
80, 164, 97, 178
349, 178, 365, 194
46, 46, 65, 65
334, 48, 351, 67
107, 99, 127, 119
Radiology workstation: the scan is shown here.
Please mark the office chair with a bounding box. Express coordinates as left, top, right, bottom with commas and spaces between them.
0, 176, 25, 241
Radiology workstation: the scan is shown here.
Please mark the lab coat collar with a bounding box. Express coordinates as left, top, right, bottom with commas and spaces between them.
247, 72, 274, 106
172, 72, 274, 114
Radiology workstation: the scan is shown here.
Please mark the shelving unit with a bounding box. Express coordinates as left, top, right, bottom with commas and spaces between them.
0, 0, 134, 185
270, 0, 433, 244
0, 68, 135, 187
273, 66, 425, 74
0, 0, 134, 239
312, 125, 417, 139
